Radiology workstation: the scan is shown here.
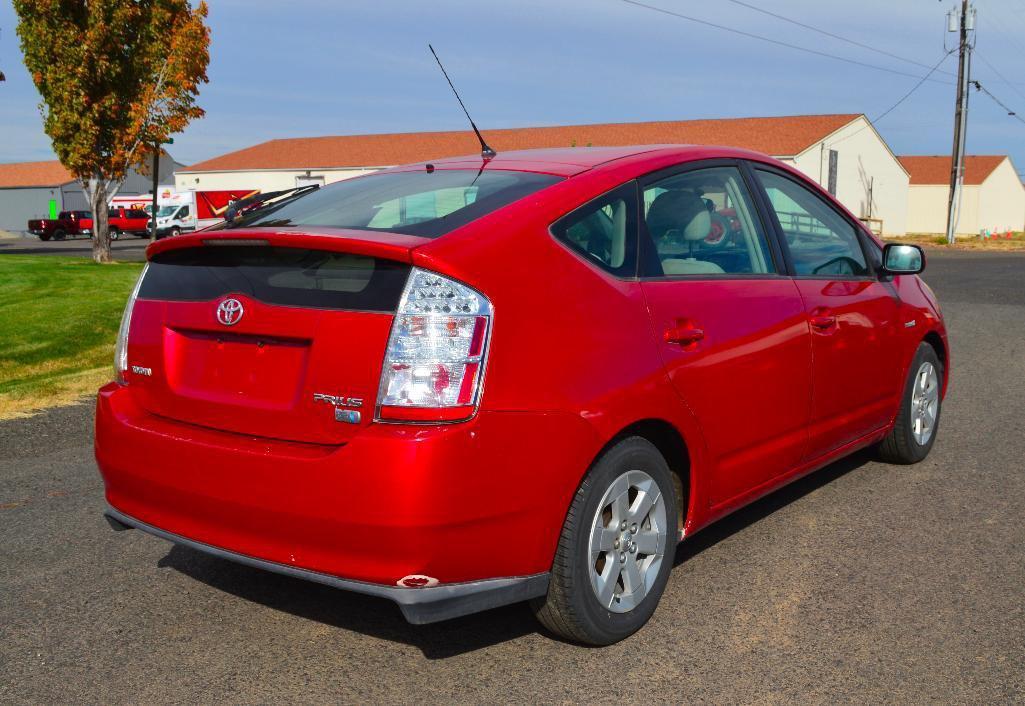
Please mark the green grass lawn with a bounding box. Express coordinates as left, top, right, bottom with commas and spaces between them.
0, 255, 144, 418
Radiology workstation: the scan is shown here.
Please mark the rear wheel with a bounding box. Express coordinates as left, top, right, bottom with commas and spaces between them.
878, 342, 943, 464
39, 233, 51, 241
109, 227, 120, 241
53, 229, 66, 241
532, 437, 678, 645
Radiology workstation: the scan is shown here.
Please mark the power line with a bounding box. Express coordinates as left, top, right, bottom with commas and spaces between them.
977, 10, 1025, 70
974, 51, 1025, 103
827, 50, 956, 148
972, 79, 1025, 126
720, 0, 957, 77
618, 0, 955, 85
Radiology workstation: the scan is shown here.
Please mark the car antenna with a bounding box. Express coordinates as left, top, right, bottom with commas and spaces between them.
428, 44, 496, 161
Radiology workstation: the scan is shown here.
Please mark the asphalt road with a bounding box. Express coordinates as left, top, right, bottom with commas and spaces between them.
2, 250, 1023, 703
0, 232, 149, 261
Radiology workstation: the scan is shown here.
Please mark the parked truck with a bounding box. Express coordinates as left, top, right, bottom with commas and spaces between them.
79, 207, 151, 239
148, 188, 260, 237
27, 211, 91, 240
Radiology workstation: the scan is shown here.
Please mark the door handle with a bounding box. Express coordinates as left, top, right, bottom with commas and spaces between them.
809, 309, 837, 331
664, 321, 705, 346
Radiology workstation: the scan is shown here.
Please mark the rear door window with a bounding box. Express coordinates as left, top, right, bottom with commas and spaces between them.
640, 166, 776, 277
141, 247, 411, 312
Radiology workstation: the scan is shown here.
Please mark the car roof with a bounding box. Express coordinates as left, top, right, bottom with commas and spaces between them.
400, 145, 778, 176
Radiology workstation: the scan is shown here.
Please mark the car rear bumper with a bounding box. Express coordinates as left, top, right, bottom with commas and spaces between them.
104, 504, 549, 624
95, 383, 597, 614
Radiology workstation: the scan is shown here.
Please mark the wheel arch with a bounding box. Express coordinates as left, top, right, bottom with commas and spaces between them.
599, 418, 694, 538
922, 329, 949, 394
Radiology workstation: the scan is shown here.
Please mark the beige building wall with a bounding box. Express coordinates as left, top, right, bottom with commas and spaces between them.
174, 167, 383, 193
978, 158, 1025, 233
787, 117, 909, 236
907, 184, 956, 235
906, 158, 1024, 235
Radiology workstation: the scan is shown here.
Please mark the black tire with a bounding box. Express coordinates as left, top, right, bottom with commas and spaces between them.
109, 228, 120, 241
878, 342, 943, 464
532, 437, 679, 645
39, 233, 51, 242
53, 229, 66, 241
170, 226, 181, 237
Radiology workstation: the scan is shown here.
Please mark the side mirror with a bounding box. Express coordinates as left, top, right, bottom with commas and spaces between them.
882, 243, 925, 275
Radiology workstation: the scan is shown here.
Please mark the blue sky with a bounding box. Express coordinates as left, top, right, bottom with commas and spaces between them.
1, 0, 1024, 174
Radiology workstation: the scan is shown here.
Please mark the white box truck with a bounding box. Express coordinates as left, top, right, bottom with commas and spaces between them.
149, 188, 260, 237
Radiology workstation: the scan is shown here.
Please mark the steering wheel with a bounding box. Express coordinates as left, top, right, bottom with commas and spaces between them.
812, 256, 861, 276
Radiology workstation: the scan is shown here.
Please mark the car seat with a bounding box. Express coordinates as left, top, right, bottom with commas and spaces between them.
646, 190, 725, 275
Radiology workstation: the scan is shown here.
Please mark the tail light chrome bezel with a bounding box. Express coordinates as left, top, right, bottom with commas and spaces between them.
114, 263, 149, 385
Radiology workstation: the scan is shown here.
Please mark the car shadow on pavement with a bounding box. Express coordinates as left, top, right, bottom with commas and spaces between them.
158, 448, 875, 658
158, 543, 538, 659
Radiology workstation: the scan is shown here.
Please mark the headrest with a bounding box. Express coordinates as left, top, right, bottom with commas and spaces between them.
647, 190, 711, 242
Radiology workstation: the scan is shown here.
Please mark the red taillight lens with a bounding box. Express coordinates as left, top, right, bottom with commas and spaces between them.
376, 268, 492, 423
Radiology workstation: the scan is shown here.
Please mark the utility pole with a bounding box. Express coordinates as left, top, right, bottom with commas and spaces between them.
945, 1, 975, 245
150, 143, 159, 241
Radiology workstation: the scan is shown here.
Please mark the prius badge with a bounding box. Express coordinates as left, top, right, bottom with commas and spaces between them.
313, 393, 363, 424
216, 298, 244, 326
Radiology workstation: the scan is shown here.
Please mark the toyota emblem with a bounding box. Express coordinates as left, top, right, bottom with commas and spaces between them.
216, 298, 244, 326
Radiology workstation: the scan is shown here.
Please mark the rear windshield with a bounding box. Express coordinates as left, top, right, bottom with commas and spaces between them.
141, 246, 411, 312
215, 169, 562, 239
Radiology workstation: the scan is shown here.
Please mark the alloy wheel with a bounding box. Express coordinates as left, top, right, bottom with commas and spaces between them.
588, 469, 668, 613
910, 361, 940, 445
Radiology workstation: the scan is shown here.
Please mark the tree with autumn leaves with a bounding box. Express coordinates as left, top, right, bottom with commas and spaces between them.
14, 0, 210, 263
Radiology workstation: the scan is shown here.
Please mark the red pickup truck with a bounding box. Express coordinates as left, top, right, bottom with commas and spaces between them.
80, 207, 151, 239
27, 211, 91, 240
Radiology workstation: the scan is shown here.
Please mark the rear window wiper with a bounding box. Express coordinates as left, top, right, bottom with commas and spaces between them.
222, 185, 320, 228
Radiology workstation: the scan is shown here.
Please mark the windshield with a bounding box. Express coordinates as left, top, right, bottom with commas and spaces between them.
210, 169, 562, 239
157, 206, 178, 217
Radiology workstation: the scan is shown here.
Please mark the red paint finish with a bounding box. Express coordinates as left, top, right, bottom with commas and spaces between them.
642, 278, 812, 506
794, 278, 903, 456
96, 145, 949, 598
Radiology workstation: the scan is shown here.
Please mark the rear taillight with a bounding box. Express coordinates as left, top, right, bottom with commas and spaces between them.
376, 267, 491, 423
114, 264, 149, 385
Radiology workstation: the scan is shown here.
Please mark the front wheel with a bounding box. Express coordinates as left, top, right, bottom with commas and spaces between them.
532, 437, 678, 645
109, 228, 120, 241
878, 342, 943, 464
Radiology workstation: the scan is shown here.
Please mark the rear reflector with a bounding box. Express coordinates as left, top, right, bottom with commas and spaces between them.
397, 575, 440, 588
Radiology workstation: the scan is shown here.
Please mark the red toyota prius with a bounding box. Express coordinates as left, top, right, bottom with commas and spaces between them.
96, 145, 948, 645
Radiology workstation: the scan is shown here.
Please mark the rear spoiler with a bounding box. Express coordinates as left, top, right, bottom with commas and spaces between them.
146, 228, 432, 263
